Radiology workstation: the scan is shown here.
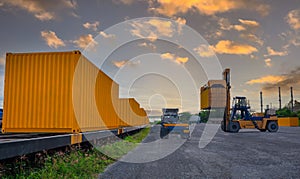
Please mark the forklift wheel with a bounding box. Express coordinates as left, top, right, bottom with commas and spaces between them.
229, 121, 240, 133
267, 121, 278, 132
221, 120, 225, 131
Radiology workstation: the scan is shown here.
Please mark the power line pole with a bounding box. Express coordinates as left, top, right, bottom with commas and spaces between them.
291, 87, 294, 112
278, 87, 281, 110
260, 91, 263, 113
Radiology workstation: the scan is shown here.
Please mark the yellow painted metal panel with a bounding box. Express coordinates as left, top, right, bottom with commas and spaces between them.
71, 134, 83, 144
3, 51, 77, 133
200, 80, 226, 109
2, 51, 125, 133
3, 51, 148, 133
278, 117, 299, 127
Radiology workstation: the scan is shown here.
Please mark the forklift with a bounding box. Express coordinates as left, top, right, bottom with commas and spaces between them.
221, 69, 279, 133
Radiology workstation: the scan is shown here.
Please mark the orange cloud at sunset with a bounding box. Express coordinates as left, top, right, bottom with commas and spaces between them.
246, 75, 286, 85
40, 30, 65, 48
213, 40, 257, 55
73, 34, 97, 49
150, 0, 270, 17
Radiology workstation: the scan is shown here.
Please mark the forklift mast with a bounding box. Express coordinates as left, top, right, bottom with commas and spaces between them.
223, 68, 231, 132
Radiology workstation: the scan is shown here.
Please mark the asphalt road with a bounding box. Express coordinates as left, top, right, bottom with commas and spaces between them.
100, 124, 300, 178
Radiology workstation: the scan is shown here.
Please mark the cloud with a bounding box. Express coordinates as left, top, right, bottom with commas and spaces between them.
218, 18, 259, 32
113, 0, 134, 5
262, 67, 300, 91
264, 58, 272, 67
138, 42, 157, 50
113, 60, 127, 68
174, 17, 186, 34
286, 9, 300, 30
0, 0, 77, 21
130, 19, 174, 41
83, 21, 99, 31
246, 75, 286, 85
245, 68, 300, 93
265, 46, 288, 57
246, 68, 300, 93
160, 52, 174, 60
280, 30, 300, 49
73, 34, 97, 49
160, 53, 189, 64
233, 25, 246, 31
112, 60, 140, 68
99, 31, 116, 39
175, 57, 189, 64
193, 44, 215, 57
149, 0, 270, 17
238, 19, 260, 27
213, 40, 257, 55
240, 33, 264, 46
40, 30, 65, 48
0, 54, 5, 66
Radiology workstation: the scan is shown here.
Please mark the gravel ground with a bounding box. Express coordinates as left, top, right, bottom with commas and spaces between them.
100, 124, 300, 179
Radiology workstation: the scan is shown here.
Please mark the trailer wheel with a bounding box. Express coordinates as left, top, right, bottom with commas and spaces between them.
229, 121, 240, 133
267, 121, 278, 132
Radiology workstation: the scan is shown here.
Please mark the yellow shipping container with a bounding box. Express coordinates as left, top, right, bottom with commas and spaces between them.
115, 98, 149, 127
200, 80, 226, 109
3, 51, 121, 133
278, 117, 299, 127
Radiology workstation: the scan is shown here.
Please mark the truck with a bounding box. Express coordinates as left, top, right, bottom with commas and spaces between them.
160, 108, 190, 139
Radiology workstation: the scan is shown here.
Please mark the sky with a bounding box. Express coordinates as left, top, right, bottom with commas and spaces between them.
0, 0, 300, 115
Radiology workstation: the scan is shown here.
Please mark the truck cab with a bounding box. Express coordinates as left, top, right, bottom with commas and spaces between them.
160, 108, 190, 139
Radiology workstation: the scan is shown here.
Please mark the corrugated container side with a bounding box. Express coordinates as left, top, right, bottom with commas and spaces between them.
3, 51, 122, 133
200, 80, 226, 110
116, 98, 148, 127
278, 117, 299, 127
3, 52, 77, 133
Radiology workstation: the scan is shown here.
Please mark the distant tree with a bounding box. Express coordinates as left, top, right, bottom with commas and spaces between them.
199, 110, 209, 123
179, 112, 192, 123
276, 107, 297, 117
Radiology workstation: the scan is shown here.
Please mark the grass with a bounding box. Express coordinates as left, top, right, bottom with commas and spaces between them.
1, 127, 150, 179
98, 127, 150, 159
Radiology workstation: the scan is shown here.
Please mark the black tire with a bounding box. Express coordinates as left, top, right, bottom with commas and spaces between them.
229, 121, 240, 133
160, 127, 168, 139
267, 121, 278, 132
221, 120, 225, 131
259, 129, 267, 132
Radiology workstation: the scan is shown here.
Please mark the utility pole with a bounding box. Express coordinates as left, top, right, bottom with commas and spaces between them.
278, 87, 281, 110
291, 87, 294, 112
260, 91, 263, 113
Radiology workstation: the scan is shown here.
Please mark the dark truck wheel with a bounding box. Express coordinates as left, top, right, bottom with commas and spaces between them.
229, 121, 240, 133
267, 121, 278, 132
160, 127, 168, 139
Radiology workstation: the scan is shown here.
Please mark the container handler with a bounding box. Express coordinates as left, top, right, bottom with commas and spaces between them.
221, 69, 279, 133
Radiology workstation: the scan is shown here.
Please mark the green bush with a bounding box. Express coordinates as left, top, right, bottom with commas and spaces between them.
276, 107, 297, 117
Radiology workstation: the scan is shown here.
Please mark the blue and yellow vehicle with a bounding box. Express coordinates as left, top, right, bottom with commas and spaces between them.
221, 69, 278, 133
160, 108, 190, 139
